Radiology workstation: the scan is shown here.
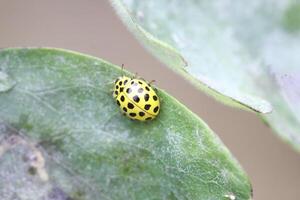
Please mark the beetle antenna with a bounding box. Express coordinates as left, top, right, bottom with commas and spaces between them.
121, 64, 125, 76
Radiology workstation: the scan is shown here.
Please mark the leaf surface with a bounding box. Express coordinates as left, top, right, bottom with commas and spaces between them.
0, 48, 251, 200
111, 0, 300, 151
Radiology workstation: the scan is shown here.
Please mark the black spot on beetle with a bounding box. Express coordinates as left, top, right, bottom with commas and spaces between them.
133, 95, 140, 103
145, 117, 152, 120
116, 85, 119, 89
154, 106, 159, 113
139, 112, 145, 117
145, 86, 150, 91
126, 88, 132, 94
124, 80, 128, 85
144, 104, 151, 110
123, 107, 127, 112
153, 95, 158, 101
115, 91, 118, 95
120, 87, 124, 92
117, 100, 120, 106
119, 81, 122, 86
138, 81, 143, 84
131, 81, 134, 85
128, 103, 134, 109
120, 95, 125, 102
129, 113, 136, 117
144, 94, 149, 101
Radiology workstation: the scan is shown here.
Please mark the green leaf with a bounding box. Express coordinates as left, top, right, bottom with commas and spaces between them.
0, 71, 15, 92
110, 0, 272, 114
111, 0, 300, 151
0, 48, 251, 200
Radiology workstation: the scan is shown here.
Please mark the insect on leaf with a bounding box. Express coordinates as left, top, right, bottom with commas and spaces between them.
0, 48, 252, 200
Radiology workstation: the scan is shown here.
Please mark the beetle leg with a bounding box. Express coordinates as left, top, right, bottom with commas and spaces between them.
132, 72, 138, 79
148, 80, 156, 85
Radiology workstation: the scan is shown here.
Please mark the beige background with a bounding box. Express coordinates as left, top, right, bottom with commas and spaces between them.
1, 0, 300, 199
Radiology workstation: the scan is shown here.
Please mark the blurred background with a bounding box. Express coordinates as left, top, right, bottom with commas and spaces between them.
0, 0, 300, 199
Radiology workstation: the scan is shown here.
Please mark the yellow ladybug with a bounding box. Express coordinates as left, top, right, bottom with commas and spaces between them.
113, 76, 160, 121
